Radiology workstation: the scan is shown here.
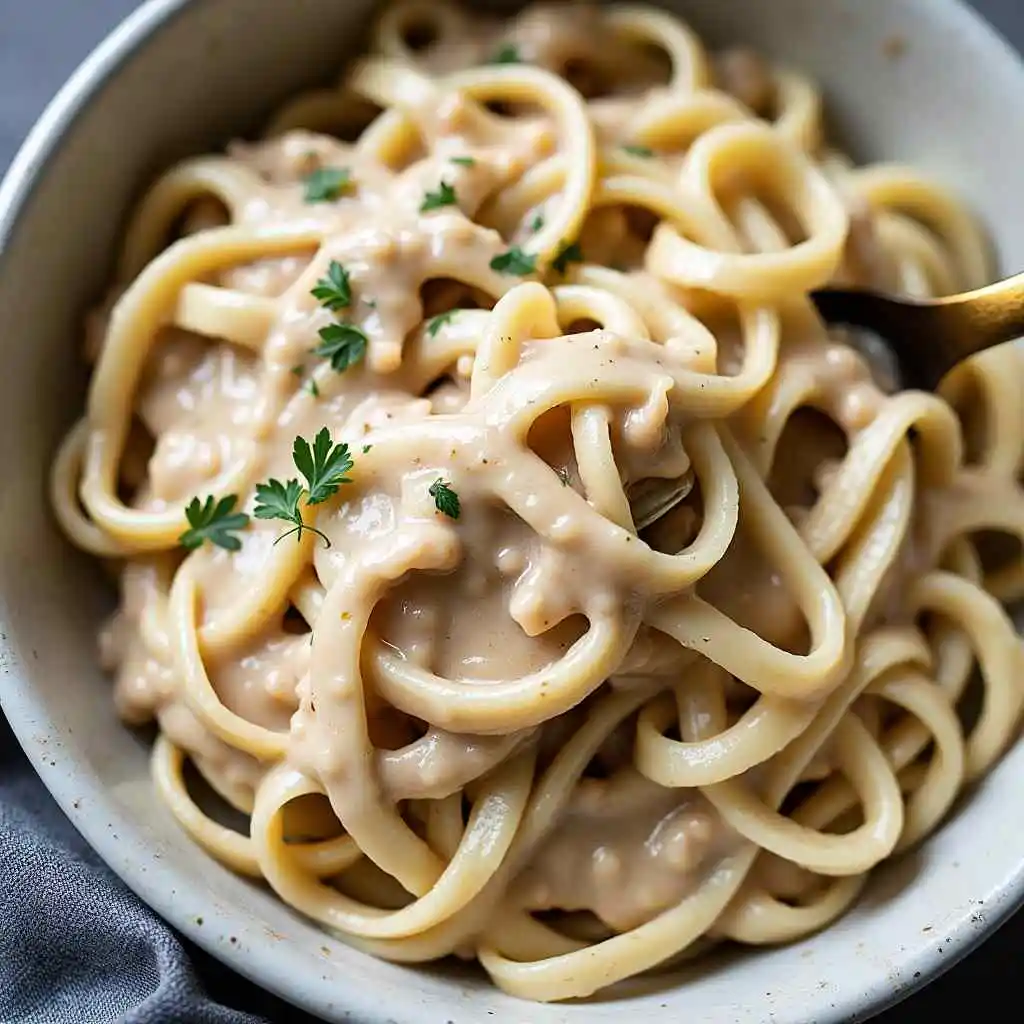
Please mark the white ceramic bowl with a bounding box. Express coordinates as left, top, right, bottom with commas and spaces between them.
2, 1, 1023, 1021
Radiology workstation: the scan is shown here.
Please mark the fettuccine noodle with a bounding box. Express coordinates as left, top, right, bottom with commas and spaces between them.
51, 0, 1024, 1003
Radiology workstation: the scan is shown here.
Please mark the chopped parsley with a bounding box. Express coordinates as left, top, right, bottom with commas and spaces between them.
305, 378, 320, 398
316, 322, 368, 373
311, 260, 352, 311
530, 212, 545, 232
490, 246, 537, 276
303, 166, 351, 203
429, 479, 461, 520
294, 429, 354, 505
490, 43, 521, 65
427, 309, 461, 337
421, 181, 458, 212
254, 429, 354, 546
623, 144, 654, 158
179, 494, 249, 552
551, 240, 583, 274
253, 479, 306, 543
450, 156, 475, 167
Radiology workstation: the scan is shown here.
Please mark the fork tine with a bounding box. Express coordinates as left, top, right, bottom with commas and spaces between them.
812, 288, 954, 392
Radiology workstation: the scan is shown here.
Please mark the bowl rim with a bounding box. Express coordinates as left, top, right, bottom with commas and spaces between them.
2, 1, 1024, 1021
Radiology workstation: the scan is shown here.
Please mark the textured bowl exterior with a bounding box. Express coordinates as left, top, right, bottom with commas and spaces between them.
1, 2, 1023, 1022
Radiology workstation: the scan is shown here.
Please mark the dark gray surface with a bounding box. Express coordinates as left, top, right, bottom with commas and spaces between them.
0, 2, 1019, 1021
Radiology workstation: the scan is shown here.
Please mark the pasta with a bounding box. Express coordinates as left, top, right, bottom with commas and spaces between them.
51, 0, 1024, 1003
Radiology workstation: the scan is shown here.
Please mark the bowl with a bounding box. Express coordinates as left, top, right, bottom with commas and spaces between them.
2, 1, 1023, 1021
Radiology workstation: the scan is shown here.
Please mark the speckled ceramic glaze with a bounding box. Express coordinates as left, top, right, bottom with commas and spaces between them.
1, 1, 1022, 1021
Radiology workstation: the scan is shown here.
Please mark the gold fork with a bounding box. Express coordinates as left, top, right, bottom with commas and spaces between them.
631, 273, 1024, 531
811, 273, 1024, 392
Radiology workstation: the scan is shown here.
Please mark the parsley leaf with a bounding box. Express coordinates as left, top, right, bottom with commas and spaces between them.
623, 144, 654, 158
490, 246, 537, 276
253, 478, 306, 543
429, 479, 461, 520
490, 43, 521, 64
311, 260, 352, 311
551, 240, 583, 274
303, 167, 351, 203
427, 309, 461, 337
530, 212, 545, 232
253, 429, 354, 546
306, 378, 320, 398
179, 494, 249, 552
293, 428, 354, 505
450, 156, 475, 167
421, 181, 458, 212
316, 322, 368, 373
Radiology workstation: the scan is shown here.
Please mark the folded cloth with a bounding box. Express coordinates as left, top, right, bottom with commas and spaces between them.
0, 715, 302, 1024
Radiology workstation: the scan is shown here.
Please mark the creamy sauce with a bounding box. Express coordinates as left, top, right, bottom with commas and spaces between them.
514, 770, 730, 931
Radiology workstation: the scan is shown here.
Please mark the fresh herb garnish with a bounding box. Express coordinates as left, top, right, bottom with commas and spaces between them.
421, 181, 458, 212
490, 246, 537, 276
311, 260, 352, 311
623, 144, 654, 158
362, 444, 373, 454
490, 43, 521, 64
450, 156, 475, 167
551, 240, 583, 274
316, 322, 368, 373
253, 479, 308, 543
179, 494, 249, 552
427, 309, 460, 337
530, 213, 545, 232
253, 429, 354, 546
429, 479, 461, 520
306, 378, 320, 398
303, 167, 351, 203
294, 428, 354, 505
290, 364, 304, 376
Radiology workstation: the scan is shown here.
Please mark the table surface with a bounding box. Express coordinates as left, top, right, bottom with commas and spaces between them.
0, 2, 1020, 1022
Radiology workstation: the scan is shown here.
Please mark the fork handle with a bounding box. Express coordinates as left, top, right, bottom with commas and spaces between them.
936, 271, 1024, 358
